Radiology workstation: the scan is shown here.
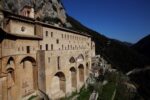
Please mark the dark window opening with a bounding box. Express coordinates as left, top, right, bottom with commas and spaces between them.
26, 46, 30, 53
51, 32, 53, 37
56, 39, 59, 44
51, 44, 53, 50
46, 44, 48, 51
27, 11, 30, 16
46, 31, 48, 37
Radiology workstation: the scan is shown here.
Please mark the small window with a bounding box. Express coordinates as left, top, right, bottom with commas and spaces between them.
51, 32, 53, 37
22, 47, 24, 51
21, 26, 25, 32
51, 44, 53, 50
46, 44, 48, 51
46, 31, 48, 37
56, 39, 59, 44
40, 45, 42, 50
26, 46, 30, 53
27, 11, 30, 16
57, 56, 60, 70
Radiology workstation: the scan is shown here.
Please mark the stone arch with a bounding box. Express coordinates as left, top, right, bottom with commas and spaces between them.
20, 56, 37, 97
6, 57, 15, 70
70, 67, 77, 89
20, 56, 36, 66
77, 54, 84, 62
78, 64, 84, 83
54, 72, 66, 93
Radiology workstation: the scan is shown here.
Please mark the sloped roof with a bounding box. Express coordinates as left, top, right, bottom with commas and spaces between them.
2, 10, 91, 37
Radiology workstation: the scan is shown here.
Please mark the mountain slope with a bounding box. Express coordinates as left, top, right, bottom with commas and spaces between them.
67, 15, 150, 72
132, 34, 150, 59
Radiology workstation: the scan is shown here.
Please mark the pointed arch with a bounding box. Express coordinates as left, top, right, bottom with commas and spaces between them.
20, 56, 38, 96
6, 57, 15, 70
78, 64, 84, 82
77, 54, 84, 62
69, 57, 76, 63
54, 71, 66, 93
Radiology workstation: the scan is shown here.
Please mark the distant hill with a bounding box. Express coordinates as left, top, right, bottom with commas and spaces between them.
132, 34, 150, 60
123, 41, 133, 47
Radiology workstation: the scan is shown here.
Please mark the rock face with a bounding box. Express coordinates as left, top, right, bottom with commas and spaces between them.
2, 0, 72, 27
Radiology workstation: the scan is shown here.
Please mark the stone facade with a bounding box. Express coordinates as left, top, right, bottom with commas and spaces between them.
0, 8, 95, 100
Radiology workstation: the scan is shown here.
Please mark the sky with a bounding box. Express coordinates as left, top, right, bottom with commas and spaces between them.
62, 0, 150, 43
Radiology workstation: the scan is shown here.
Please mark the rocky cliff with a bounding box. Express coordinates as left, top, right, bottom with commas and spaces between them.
2, 0, 72, 27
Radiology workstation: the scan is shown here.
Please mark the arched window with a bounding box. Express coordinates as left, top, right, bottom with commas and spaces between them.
76, 54, 84, 62
69, 57, 76, 63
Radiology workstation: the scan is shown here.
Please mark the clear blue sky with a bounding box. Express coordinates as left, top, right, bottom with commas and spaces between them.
62, 0, 150, 43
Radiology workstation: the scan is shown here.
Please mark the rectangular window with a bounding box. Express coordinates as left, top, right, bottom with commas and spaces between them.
26, 46, 30, 53
46, 31, 48, 37
56, 39, 59, 44
40, 45, 42, 50
51, 32, 53, 37
51, 44, 53, 50
46, 44, 48, 51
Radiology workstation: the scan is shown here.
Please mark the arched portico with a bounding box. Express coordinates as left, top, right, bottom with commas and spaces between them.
78, 64, 84, 83
20, 56, 37, 97
50, 72, 66, 99
70, 67, 77, 90
54, 72, 66, 93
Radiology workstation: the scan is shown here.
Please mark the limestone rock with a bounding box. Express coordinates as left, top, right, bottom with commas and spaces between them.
2, 0, 72, 27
